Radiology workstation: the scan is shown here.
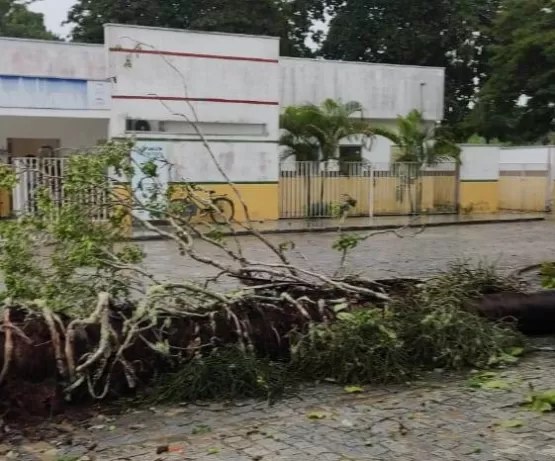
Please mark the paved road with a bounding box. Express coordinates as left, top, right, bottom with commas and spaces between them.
9, 220, 555, 461
141, 221, 555, 288
16, 350, 555, 461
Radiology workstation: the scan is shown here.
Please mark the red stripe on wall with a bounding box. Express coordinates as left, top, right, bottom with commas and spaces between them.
112, 95, 279, 106
109, 47, 279, 64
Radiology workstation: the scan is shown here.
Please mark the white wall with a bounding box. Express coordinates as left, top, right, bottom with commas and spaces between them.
0, 117, 108, 152
105, 24, 280, 140
0, 37, 105, 80
105, 24, 281, 216
500, 146, 550, 171
280, 58, 445, 122
134, 140, 278, 183
0, 38, 110, 113
459, 145, 500, 180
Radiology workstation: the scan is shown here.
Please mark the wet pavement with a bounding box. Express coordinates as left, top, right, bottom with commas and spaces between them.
6, 219, 555, 460
9, 350, 555, 461
132, 212, 546, 240
141, 219, 555, 289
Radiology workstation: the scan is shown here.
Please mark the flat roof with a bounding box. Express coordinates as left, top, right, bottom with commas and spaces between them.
0, 36, 102, 48
103, 23, 280, 41
281, 56, 445, 72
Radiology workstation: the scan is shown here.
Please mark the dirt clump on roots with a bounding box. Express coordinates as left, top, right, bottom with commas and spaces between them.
0, 263, 542, 421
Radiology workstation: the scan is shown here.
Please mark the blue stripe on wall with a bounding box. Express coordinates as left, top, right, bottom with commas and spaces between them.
0, 74, 105, 83
0, 75, 109, 110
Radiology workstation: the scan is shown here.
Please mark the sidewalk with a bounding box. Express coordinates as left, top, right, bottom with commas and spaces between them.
131, 211, 547, 241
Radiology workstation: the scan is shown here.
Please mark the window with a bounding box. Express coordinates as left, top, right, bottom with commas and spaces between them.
339, 145, 363, 175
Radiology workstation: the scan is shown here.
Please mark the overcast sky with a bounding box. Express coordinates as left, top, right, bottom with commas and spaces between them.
29, 0, 76, 38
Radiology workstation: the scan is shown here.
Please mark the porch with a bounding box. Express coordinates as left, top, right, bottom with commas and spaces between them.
0, 115, 109, 217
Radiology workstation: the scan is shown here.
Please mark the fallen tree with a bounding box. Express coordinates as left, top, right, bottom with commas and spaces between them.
0, 47, 544, 418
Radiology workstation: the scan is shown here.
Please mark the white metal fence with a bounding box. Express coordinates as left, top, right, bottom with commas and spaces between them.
279, 161, 458, 219
499, 163, 551, 212
11, 157, 111, 220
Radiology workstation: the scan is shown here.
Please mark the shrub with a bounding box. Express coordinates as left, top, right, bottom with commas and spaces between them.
150, 263, 524, 400
151, 346, 293, 403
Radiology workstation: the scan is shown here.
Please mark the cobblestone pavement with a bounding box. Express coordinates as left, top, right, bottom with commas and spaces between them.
7, 221, 555, 460
142, 221, 555, 286
13, 350, 555, 461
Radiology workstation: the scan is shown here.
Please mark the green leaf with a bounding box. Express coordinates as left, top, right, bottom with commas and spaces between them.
344, 385, 364, 393
481, 379, 511, 390
509, 347, 525, 357
207, 448, 220, 455
192, 424, 212, 435
498, 419, 524, 429
336, 312, 353, 321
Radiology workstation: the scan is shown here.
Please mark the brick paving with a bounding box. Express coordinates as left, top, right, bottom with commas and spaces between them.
16, 350, 555, 461
7, 220, 555, 460
142, 220, 555, 288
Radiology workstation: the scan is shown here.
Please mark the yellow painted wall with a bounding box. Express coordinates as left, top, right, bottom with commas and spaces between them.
279, 176, 457, 217
0, 189, 11, 217
498, 176, 547, 212
459, 181, 499, 213
111, 183, 132, 237
170, 182, 279, 222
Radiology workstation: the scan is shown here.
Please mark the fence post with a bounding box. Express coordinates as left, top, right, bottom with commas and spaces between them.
547, 146, 554, 212
520, 163, 526, 212
369, 165, 374, 218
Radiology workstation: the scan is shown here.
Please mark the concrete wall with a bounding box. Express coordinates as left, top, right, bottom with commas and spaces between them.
105, 24, 281, 221
500, 146, 550, 167
0, 37, 105, 80
458, 145, 500, 213
498, 146, 551, 212
280, 58, 445, 121
0, 38, 110, 114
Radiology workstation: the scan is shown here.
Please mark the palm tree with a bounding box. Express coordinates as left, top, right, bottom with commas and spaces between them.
372, 109, 461, 214
279, 99, 373, 217
373, 110, 461, 166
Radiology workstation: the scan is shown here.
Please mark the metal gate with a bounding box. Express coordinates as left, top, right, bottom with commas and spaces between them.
279, 161, 458, 219
11, 157, 110, 220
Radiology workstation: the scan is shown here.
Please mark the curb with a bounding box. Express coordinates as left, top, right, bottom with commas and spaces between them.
129, 216, 546, 242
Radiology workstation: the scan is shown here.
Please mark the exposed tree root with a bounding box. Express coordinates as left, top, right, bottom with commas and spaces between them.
0, 276, 402, 417
0, 267, 548, 419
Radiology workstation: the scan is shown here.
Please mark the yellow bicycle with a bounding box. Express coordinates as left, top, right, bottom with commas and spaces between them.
170, 189, 235, 224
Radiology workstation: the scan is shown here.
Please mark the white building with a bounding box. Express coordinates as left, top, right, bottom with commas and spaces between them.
0, 24, 445, 220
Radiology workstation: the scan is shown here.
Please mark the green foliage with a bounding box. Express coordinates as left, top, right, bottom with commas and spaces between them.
290, 309, 411, 383
291, 262, 522, 384
0, 141, 145, 312
0, 0, 58, 39
523, 389, 555, 413
464, 372, 511, 390
280, 99, 372, 162
151, 346, 293, 402
65, 0, 323, 57
151, 263, 523, 402
321, 0, 501, 140
373, 110, 461, 166
473, 0, 555, 144
540, 263, 555, 289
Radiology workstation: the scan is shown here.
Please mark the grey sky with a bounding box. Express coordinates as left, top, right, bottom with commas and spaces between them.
28, 0, 328, 44
29, 0, 76, 38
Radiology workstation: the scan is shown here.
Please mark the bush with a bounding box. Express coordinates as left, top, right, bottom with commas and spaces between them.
149, 263, 524, 401
289, 309, 410, 384
151, 346, 294, 403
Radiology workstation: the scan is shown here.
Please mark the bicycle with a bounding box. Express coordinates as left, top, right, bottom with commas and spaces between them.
169, 189, 235, 224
